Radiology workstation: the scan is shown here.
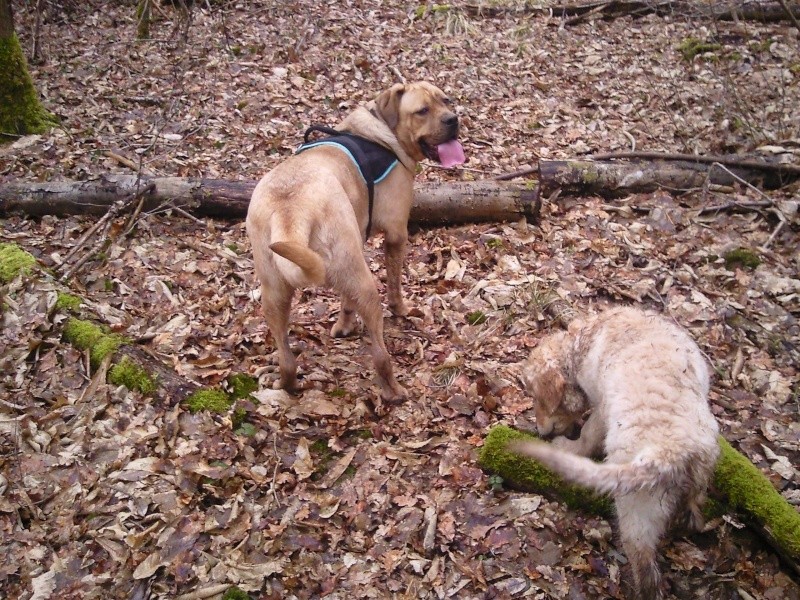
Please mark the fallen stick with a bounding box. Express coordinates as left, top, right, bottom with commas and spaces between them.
0, 175, 540, 225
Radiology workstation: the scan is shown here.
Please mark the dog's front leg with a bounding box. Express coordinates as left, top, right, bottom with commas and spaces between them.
552, 411, 605, 458
384, 230, 409, 316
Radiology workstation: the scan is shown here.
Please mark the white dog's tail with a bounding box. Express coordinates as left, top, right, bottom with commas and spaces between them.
270, 241, 326, 288
509, 440, 675, 496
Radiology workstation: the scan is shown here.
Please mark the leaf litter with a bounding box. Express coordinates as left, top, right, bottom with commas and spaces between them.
2, 1, 800, 599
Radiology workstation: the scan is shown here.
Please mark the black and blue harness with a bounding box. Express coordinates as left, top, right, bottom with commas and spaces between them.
297, 125, 400, 239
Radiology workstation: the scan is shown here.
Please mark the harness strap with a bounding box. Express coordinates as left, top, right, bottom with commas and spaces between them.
303, 125, 379, 240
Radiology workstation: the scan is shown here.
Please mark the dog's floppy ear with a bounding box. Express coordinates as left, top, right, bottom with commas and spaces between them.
522, 363, 565, 412
539, 368, 567, 414
373, 83, 405, 130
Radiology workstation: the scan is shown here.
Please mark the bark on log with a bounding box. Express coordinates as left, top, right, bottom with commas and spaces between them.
0, 175, 540, 225
538, 158, 792, 197
465, 0, 800, 24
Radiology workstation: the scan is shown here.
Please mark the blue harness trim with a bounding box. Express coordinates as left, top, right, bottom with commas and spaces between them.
297, 125, 400, 239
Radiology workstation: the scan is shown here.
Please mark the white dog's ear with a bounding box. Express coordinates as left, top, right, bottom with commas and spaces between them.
522, 363, 566, 411
373, 83, 406, 130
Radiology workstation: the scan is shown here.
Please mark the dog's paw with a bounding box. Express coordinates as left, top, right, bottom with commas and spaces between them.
389, 301, 410, 317
550, 435, 576, 451
380, 383, 407, 406
331, 320, 358, 338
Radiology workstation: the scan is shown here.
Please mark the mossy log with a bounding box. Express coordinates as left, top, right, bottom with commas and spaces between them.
479, 425, 800, 572
464, 0, 800, 24
1, 243, 248, 413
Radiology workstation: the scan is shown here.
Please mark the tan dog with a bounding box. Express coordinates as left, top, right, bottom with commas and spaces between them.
512, 307, 720, 600
247, 82, 464, 412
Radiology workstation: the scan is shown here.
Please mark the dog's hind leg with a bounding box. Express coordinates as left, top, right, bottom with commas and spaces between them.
331, 295, 359, 338
615, 492, 673, 600
261, 281, 298, 392
338, 265, 406, 413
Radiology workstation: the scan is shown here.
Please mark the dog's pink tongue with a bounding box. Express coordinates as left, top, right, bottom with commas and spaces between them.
437, 140, 465, 168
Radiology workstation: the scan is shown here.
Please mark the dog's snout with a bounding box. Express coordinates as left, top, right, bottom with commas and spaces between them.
442, 113, 459, 128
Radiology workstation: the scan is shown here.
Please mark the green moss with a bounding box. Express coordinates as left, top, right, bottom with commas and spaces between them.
108, 356, 157, 395
310, 438, 336, 478
724, 248, 761, 270
714, 436, 800, 559
184, 389, 233, 414
228, 373, 258, 399
222, 587, 252, 600
0, 34, 57, 137
678, 37, 722, 61
466, 310, 488, 325
478, 425, 613, 516
485, 238, 504, 250
0, 243, 36, 283
232, 407, 247, 429
62, 318, 125, 368
328, 387, 348, 398
55, 292, 82, 312
352, 428, 372, 440
235, 422, 257, 437
483, 426, 800, 562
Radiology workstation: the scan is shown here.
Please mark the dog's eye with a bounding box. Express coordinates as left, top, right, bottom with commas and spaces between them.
416, 106, 430, 116
443, 97, 453, 106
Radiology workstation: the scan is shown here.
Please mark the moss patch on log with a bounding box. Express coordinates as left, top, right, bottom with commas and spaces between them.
481, 425, 800, 562
0, 243, 36, 283
62, 318, 125, 368
715, 436, 800, 559
108, 356, 157, 395
185, 389, 233, 414
478, 424, 613, 516
0, 33, 57, 137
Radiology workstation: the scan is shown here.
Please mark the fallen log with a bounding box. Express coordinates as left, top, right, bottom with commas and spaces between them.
538, 157, 794, 197
3, 153, 795, 221
479, 424, 800, 575
0, 175, 541, 225
464, 0, 800, 24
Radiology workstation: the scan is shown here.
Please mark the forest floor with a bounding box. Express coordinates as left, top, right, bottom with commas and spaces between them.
1, 1, 799, 599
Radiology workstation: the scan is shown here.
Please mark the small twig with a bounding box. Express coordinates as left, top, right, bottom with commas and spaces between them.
119, 195, 147, 240
698, 199, 773, 215
494, 166, 538, 181
761, 220, 786, 251
174, 584, 231, 600
58, 182, 155, 282
622, 129, 636, 152
563, 2, 610, 25
390, 66, 406, 83
270, 432, 282, 508
0, 397, 27, 411
709, 162, 774, 204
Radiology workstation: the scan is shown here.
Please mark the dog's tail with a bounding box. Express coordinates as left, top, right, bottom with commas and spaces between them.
508, 439, 676, 496
270, 241, 326, 288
